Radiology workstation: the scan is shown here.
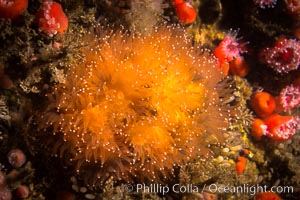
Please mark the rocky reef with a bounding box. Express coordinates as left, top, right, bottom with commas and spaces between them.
0, 0, 299, 199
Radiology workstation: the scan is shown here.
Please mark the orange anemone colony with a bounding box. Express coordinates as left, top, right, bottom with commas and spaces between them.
39, 26, 230, 184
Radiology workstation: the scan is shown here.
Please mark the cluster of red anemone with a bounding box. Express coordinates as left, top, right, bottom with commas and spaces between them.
253, 0, 277, 9
259, 37, 300, 74
0, 0, 28, 19
250, 83, 300, 142
0, 0, 68, 37
172, 0, 197, 25
213, 32, 250, 77
0, 149, 29, 200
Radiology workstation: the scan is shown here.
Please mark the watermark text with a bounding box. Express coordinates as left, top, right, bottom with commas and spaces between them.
122, 183, 294, 196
